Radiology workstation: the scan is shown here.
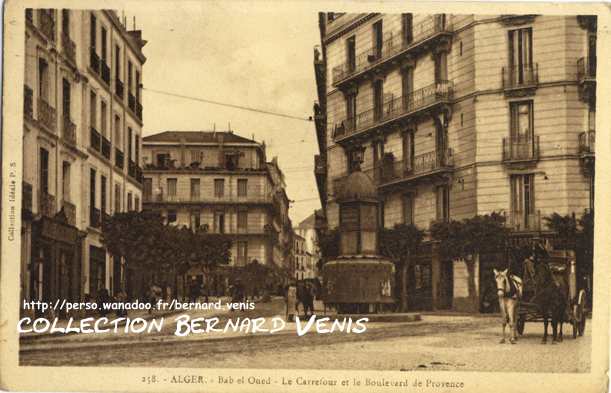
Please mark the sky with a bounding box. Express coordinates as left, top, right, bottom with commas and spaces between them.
126, 2, 322, 225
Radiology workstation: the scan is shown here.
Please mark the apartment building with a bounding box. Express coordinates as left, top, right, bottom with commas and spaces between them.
294, 212, 322, 280
21, 9, 146, 310
141, 131, 293, 292
314, 13, 596, 312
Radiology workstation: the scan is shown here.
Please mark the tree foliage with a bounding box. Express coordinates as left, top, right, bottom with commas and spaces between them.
379, 224, 424, 267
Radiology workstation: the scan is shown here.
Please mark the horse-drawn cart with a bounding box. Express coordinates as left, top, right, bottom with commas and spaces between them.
516, 251, 587, 338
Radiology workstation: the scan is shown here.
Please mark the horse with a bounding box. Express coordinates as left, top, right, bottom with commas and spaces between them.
532, 256, 567, 344
296, 281, 315, 317
494, 268, 523, 344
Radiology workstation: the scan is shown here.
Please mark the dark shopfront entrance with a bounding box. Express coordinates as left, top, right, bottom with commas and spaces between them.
407, 244, 433, 311
31, 215, 82, 314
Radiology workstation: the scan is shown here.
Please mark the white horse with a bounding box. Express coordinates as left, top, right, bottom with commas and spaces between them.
494, 268, 523, 344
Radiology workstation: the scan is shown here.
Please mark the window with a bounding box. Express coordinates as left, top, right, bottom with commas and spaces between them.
402, 131, 414, 172
101, 27, 107, 62
588, 106, 596, 131
237, 241, 248, 265
214, 179, 225, 197
434, 52, 448, 83
62, 78, 71, 117
373, 79, 384, 121
238, 210, 248, 231
238, 179, 248, 197
190, 150, 203, 164
100, 175, 107, 214
436, 185, 450, 223
167, 178, 177, 197
156, 152, 170, 168
62, 10, 70, 36
190, 178, 200, 200
167, 210, 177, 224
127, 192, 133, 211
40, 148, 49, 194
508, 28, 533, 84
135, 70, 141, 102
190, 211, 201, 229
372, 139, 384, 168
346, 93, 356, 129
62, 161, 70, 202
38, 58, 49, 101
224, 152, 240, 170
114, 115, 121, 148
114, 184, 121, 213
100, 101, 107, 136
128, 61, 133, 93
135, 134, 140, 163
115, 45, 121, 80
90, 14, 96, 50
89, 168, 96, 223
348, 148, 363, 172
90, 91, 96, 128
372, 20, 383, 59
510, 100, 533, 141
142, 178, 152, 201
346, 36, 356, 72
588, 33, 597, 77
402, 13, 413, 45
403, 194, 414, 225
402, 68, 414, 109
127, 127, 133, 160
134, 196, 140, 212
510, 174, 535, 230
214, 211, 225, 233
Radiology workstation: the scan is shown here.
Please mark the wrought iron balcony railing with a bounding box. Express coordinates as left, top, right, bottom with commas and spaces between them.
128, 159, 137, 178
579, 131, 595, 155
146, 192, 272, 204
61, 32, 76, 64
90, 127, 101, 152
40, 192, 55, 218
90, 48, 100, 74
502, 64, 539, 90
333, 81, 453, 142
23, 181, 33, 212
24, 85, 33, 119
62, 115, 76, 145
115, 148, 124, 169
101, 61, 111, 85
577, 57, 596, 82
507, 210, 541, 232
332, 14, 451, 86
502, 136, 540, 163
39, 10, 55, 42
38, 98, 56, 132
62, 200, 76, 226
101, 135, 111, 159
115, 79, 124, 99
377, 148, 454, 187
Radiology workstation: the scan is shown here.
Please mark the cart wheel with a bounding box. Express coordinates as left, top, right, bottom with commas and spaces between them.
517, 316, 525, 335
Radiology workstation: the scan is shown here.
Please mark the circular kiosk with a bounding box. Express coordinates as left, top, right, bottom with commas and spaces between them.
322, 168, 395, 314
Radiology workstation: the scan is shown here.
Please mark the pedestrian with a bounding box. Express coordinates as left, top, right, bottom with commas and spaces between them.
285, 280, 297, 322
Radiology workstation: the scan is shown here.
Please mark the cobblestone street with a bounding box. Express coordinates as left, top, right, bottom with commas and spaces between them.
20, 298, 591, 372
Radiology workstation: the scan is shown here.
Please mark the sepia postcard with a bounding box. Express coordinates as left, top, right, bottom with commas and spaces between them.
1, 1, 610, 392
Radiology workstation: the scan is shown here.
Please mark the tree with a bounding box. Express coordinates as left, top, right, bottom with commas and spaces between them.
430, 213, 508, 311
379, 224, 424, 312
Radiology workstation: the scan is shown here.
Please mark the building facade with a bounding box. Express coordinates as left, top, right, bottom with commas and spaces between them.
314, 13, 596, 312
141, 131, 293, 293
294, 212, 322, 280
22, 9, 146, 311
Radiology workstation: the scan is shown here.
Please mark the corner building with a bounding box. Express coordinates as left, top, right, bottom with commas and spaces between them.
314, 13, 596, 312
22, 9, 146, 311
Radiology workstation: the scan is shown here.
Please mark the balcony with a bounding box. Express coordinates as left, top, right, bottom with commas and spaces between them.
23, 182, 33, 213
62, 200, 76, 226
40, 192, 55, 218
101, 61, 111, 85
577, 57, 596, 104
331, 15, 452, 87
115, 148, 124, 169
101, 135, 112, 159
115, 79, 124, 99
90, 127, 101, 152
90, 48, 100, 74
24, 85, 33, 119
128, 159, 137, 178
128, 93, 136, 113
377, 148, 454, 189
39, 10, 55, 42
136, 102, 143, 121
146, 192, 272, 205
507, 210, 541, 232
61, 32, 76, 64
90, 207, 101, 228
502, 64, 538, 96
62, 115, 76, 146
579, 131, 595, 175
333, 81, 453, 144
38, 98, 56, 132
502, 136, 539, 164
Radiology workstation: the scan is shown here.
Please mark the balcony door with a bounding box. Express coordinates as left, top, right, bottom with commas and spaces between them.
588, 33, 597, 77
510, 100, 534, 159
402, 13, 413, 46
510, 174, 535, 230
373, 79, 384, 121
402, 131, 414, 173
372, 20, 383, 60
508, 28, 533, 85
346, 36, 356, 73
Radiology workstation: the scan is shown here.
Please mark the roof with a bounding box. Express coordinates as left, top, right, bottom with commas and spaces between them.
296, 212, 317, 230
143, 131, 259, 145
336, 170, 377, 202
